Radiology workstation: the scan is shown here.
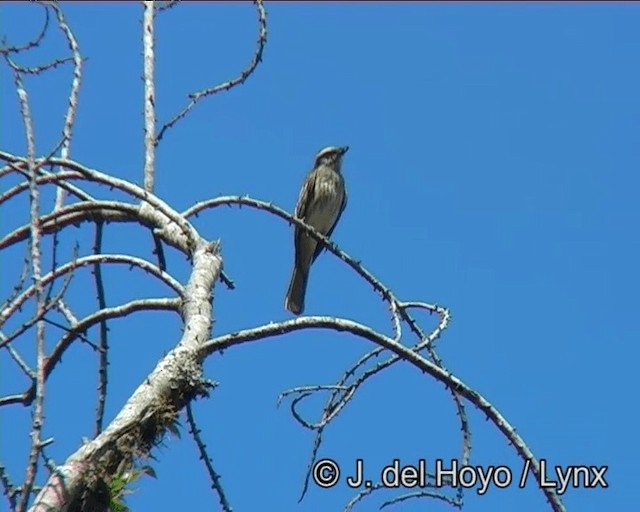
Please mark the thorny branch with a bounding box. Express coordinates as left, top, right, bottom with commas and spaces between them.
142, 1, 156, 193
0, 4, 565, 512
8, 51, 46, 512
0, 4, 49, 56
185, 403, 231, 512
1, 152, 198, 248
0, 156, 565, 512
155, 0, 268, 145
92, 222, 109, 436
202, 316, 563, 512
0, 297, 183, 409
44, 0, 84, 210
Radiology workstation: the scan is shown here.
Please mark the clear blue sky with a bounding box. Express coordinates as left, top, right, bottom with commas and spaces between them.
1, 3, 637, 511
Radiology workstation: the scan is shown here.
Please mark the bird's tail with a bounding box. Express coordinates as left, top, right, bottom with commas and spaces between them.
285, 265, 309, 315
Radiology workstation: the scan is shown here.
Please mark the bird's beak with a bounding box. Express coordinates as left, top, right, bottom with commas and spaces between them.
340, 146, 350, 155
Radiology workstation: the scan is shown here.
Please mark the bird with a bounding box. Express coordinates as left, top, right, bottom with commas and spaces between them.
284, 145, 349, 315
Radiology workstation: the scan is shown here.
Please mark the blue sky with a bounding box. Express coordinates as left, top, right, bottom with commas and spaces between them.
1, 2, 637, 511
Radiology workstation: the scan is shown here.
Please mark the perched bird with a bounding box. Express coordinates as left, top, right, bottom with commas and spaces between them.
285, 146, 349, 315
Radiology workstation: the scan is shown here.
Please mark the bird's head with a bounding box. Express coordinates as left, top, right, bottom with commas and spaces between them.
313, 145, 349, 171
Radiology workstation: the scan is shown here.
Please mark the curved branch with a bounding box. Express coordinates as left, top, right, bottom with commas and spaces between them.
0, 4, 49, 56
5, 55, 74, 75
286, 304, 461, 503
45, 1, 84, 209
201, 318, 565, 512
187, 196, 458, 379
29, 242, 220, 511
185, 195, 432, 341
1, 254, 184, 333
44, 298, 181, 396
0, 297, 182, 408
155, 0, 180, 13
0, 152, 197, 246
0, 164, 68, 203
0, 200, 141, 251
186, 194, 472, 501
325, 302, 451, 422
1, 245, 78, 355
0, 164, 95, 204
378, 489, 462, 511
346, 484, 459, 512
155, 0, 268, 145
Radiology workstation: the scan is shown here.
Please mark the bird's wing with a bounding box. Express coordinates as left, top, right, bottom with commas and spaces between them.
293, 169, 318, 266
311, 178, 347, 263
295, 168, 317, 220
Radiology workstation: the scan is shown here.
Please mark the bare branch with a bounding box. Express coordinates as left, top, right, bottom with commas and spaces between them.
185, 403, 231, 512
0, 4, 49, 56
29, 241, 219, 511
1, 245, 78, 353
55, 300, 78, 326
379, 489, 462, 511
0, 298, 182, 409
9, 58, 45, 512
155, 0, 180, 13
155, 0, 268, 145
0, 245, 30, 314
92, 223, 109, 436
289, 303, 465, 503
44, 1, 84, 209
5, 55, 75, 75
201, 317, 564, 512
1, 253, 184, 335
187, 194, 468, 459
0, 152, 197, 248
53, 300, 102, 353
277, 385, 349, 410
0, 6, 564, 512
0, 200, 141, 252
345, 483, 461, 512
0, 462, 18, 511
187, 195, 473, 497
3, 340, 36, 379
142, 1, 156, 192
185, 195, 434, 345
1, 164, 95, 204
